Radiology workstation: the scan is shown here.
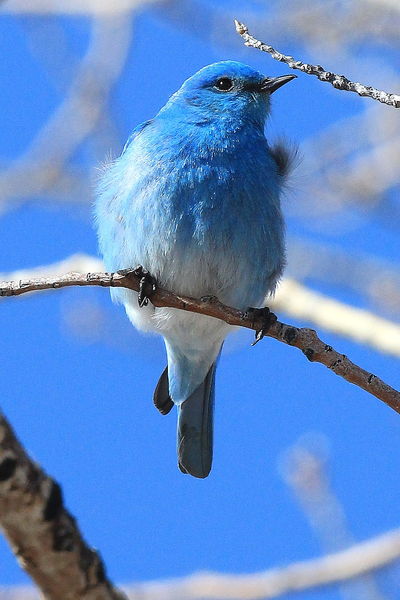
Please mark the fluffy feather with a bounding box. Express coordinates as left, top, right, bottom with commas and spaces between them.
94, 61, 295, 477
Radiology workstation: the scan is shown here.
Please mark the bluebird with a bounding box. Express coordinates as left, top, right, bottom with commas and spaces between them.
95, 61, 295, 478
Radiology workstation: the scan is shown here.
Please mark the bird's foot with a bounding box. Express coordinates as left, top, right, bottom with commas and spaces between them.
133, 266, 157, 307
244, 306, 277, 346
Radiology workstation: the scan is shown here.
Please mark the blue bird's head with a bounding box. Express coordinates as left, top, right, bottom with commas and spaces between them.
161, 61, 296, 128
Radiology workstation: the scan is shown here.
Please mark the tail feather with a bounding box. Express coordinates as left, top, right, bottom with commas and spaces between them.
153, 367, 174, 415
177, 363, 216, 479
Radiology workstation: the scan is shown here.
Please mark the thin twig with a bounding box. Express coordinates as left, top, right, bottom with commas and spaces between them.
5, 253, 400, 359
234, 20, 400, 108
0, 413, 127, 600
1, 268, 399, 415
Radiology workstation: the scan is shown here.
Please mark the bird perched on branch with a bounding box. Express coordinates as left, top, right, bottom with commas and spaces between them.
95, 61, 296, 478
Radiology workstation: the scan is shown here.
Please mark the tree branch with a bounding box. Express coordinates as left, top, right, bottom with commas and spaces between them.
3, 526, 400, 599
234, 20, 400, 108
273, 278, 400, 359
1, 268, 399, 415
0, 413, 127, 600
5, 254, 400, 359
121, 528, 400, 599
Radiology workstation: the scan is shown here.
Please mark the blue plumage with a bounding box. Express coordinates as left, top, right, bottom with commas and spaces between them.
95, 61, 295, 478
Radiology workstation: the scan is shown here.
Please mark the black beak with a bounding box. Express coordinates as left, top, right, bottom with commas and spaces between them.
259, 74, 297, 94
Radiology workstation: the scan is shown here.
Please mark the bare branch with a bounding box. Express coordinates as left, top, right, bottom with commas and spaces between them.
5, 254, 400, 358
121, 528, 400, 599
1, 268, 399, 415
272, 278, 400, 359
3, 525, 400, 599
0, 413, 126, 600
234, 20, 400, 108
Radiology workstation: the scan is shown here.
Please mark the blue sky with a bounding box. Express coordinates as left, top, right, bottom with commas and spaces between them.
0, 4, 399, 597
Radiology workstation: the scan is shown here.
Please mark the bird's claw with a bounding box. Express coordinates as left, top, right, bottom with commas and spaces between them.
134, 266, 157, 307
244, 306, 277, 346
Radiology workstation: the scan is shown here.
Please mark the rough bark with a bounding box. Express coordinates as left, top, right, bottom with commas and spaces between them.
0, 414, 126, 600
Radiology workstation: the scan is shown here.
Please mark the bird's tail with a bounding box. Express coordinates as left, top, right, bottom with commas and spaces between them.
177, 362, 216, 479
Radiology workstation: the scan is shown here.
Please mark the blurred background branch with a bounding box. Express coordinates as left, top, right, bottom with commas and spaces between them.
279, 434, 394, 600
0, 13, 133, 214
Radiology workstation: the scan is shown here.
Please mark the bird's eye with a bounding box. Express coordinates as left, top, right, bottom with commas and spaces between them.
214, 77, 234, 91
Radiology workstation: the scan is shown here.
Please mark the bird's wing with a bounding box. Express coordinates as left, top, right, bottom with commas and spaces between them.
122, 119, 153, 154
